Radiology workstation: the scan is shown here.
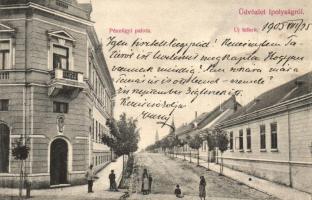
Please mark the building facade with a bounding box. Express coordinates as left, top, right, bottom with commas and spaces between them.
218, 72, 312, 194
0, 0, 115, 188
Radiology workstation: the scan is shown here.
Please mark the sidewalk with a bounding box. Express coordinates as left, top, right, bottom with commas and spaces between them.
0, 156, 125, 199
173, 154, 311, 200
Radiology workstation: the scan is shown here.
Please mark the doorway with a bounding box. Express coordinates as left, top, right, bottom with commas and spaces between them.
50, 138, 68, 185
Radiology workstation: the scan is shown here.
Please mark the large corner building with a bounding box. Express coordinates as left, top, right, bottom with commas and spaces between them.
0, 0, 115, 188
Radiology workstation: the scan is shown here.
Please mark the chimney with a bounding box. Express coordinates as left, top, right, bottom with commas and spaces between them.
295, 80, 305, 87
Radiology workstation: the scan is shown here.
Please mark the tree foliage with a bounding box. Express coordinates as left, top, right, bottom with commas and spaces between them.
215, 127, 229, 153
103, 113, 140, 157
12, 136, 30, 160
204, 130, 216, 152
188, 134, 202, 150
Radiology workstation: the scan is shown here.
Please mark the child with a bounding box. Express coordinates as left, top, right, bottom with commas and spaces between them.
174, 184, 184, 198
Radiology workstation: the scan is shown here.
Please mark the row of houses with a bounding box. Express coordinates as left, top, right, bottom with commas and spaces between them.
162, 72, 312, 195
0, 0, 115, 188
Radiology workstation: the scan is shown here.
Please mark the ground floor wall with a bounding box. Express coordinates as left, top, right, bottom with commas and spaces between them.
0, 172, 87, 189
92, 150, 112, 174
221, 104, 312, 194
0, 85, 113, 188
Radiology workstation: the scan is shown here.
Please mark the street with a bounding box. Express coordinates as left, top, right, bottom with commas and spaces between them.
0, 153, 280, 200
130, 153, 279, 200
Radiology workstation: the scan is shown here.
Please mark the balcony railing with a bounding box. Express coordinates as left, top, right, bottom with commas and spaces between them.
63, 70, 78, 80
50, 68, 83, 83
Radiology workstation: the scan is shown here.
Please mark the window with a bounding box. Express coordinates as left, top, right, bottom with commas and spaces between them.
53, 102, 68, 113
0, 41, 10, 70
89, 109, 92, 119
53, 45, 69, 70
95, 121, 98, 142
246, 128, 251, 150
271, 123, 278, 149
260, 125, 266, 149
91, 119, 94, 139
98, 124, 101, 143
239, 129, 243, 150
229, 131, 233, 150
0, 123, 10, 173
0, 100, 9, 111
56, 0, 69, 8
88, 62, 92, 80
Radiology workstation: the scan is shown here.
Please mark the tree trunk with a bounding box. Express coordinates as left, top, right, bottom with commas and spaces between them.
197, 149, 199, 166
122, 155, 125, 176
221, 155, 224, 174
19, 160, 24, 199
216, 148, 219, 164
207, 151, 210, 170
219, 153, 223, 175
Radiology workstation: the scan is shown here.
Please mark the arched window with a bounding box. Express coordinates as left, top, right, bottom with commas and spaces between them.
0, 123, 10, 173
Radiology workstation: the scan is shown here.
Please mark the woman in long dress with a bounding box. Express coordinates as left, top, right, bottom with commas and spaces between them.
199, 176, 206, 200
142, 168, 149, 195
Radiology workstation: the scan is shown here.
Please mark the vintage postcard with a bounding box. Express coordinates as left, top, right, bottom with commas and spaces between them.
0, 0, 311, 199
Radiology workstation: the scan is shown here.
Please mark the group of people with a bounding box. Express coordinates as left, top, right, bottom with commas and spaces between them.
141, 168, 153, 195
175, 176, 206, 200
86, 165, 207, 199
85, 165, 118, 193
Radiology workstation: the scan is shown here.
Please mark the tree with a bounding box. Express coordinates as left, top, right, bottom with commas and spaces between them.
167, 135, 175, 158
177, 138, 187, 160
188, 135, 203, 166
103, 113, 140, 176
103, 118, 120, 160
169, 135, 181, 158
204, 130, 216, 170
12, 136, 30, 199
160, 137, 170, 153
215, 128, 229, 175
185, 135, 192, 163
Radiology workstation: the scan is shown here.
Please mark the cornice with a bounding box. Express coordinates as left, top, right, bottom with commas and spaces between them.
0, 2, 94, 26
218, 93, 312, 128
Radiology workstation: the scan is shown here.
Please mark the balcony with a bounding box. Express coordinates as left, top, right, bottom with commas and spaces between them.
48, 68, 84, 99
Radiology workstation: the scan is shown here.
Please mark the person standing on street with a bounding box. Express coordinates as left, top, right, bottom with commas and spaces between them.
199, 176, 206, 200
148, 173, 153, 194
109, 170, 118, 191
85, 165, 95, 193
141, 168, 149, 195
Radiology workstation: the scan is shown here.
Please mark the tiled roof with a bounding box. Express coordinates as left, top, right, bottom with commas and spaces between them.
222, 71, 312, 122
175, 96, 241, 136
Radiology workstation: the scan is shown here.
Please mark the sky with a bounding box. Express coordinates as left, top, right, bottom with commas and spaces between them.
78, 0, 311, 149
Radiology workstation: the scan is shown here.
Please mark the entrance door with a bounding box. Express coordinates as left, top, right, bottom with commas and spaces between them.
0, 124, 9, 173
50, 138, 68, 185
